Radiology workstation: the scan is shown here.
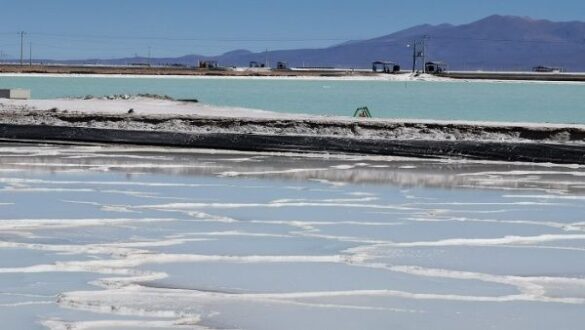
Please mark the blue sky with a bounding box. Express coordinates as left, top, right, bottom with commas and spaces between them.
0, 0, 583, 59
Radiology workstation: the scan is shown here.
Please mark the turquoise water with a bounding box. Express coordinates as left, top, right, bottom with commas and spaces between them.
1, 75, 584, 124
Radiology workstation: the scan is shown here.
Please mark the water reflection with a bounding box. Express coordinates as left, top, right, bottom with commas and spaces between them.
0, 143, 583, 194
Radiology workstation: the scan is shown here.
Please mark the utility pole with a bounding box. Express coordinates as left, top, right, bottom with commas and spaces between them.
147, 46, 151, 67
19, 31, 26, 66
29, 42, 32, 66
410, 36, 429, 73
411, 40, 417, 73
421, 35, 429, 73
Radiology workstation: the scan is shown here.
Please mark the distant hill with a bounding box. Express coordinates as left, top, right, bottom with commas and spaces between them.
49, 15, 585, 71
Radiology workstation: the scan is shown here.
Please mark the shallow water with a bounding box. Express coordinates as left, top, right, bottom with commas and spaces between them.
0, 143, 584, 329
1, 75, 585, 123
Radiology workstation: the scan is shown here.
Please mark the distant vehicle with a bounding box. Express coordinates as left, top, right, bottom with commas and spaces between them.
532, 66, 564, 73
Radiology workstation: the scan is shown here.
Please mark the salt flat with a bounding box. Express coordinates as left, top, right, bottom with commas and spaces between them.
0, 143, 584, 329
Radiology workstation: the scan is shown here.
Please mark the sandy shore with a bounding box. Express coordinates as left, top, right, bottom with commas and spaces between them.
2, 67, 585, 84
0, 71, 455, 82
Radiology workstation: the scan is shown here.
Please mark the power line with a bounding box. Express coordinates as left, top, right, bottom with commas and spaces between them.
24, 31, 585, 45
0, 30, 584, 45
32, 42, 150, 52
425, 35, 585, 45
28, 32, 363, 43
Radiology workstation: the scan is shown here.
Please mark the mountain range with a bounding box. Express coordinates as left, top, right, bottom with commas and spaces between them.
61, 15, 585, 71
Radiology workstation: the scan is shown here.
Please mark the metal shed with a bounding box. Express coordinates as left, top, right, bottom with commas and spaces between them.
425, 61, 448, 74
372, 61, 400, 74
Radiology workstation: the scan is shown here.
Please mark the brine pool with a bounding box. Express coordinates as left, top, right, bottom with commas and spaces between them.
0, 143, 584, 329
1, 75, 584, 124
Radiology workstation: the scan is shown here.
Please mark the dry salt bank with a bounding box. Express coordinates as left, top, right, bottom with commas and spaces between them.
0, 94, 585, 329
0, 95, 584, 164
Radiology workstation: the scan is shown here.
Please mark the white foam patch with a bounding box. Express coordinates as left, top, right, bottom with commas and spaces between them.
352, 263, 585, 304
459, 171, 585, 177
0, 177, 225, 188
406, 201, 563, 206
330, 165, 357, 170
309, 179, 347, 187
243, 219, 403, 245
5, 162, 221, 170
0, 218, 176, 232
58, 286, 420, 319
0, 292, 54, 298
1, 187, 95, 193
218, 168, 329, 177
101, 205, 141, 213
215, 157, 263, 163
140, 201, 417, 212
57, 284, 584, 324
379, 234, 585, 248
43, 318, 205, 330
98, 190, 161, 198
64, 154, 174, 161
0, 251, 353, 278
96, 238, 213, 249
61, 200, 140, 214
251, 220, 403, 228
188, 231, 292, 238
271, 197, 379, 203
0, 238, 210, 279
185, 211, 239, 223
346, 192, 377, 197
238, 289, 584, 304
406, 216, 585, 232
504, 194, 585, 201
0, 301, 53, 307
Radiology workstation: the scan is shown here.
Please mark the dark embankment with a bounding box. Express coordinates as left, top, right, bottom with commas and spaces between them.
439, 72, 585, 82
0, 109, 584, 164
0, 124, 584, 164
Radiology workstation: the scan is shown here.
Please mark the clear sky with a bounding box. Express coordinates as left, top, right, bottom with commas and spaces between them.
0, 0, 583, 60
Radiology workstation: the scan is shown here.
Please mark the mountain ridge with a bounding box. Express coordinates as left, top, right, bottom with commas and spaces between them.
44, 15, 585, 71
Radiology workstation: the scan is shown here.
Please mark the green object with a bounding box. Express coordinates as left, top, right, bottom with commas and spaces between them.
354, 106, 372, 118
